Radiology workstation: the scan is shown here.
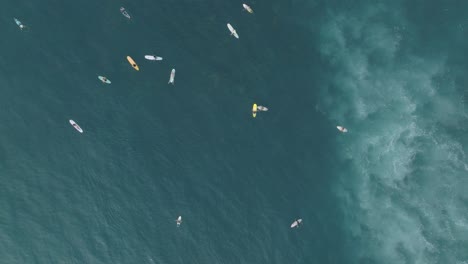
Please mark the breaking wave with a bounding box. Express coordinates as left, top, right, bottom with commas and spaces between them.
317, 1, 468, 263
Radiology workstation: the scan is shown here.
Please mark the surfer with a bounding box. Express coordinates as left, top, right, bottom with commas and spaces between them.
168, 69, 176, 84
14, 18, 25, 30
243, 4, 254, 13
227, 23, 239, 39
176, 216, 182, 227
145, 55, 163, 61
257, 105, 268, 111
120, 7, 131, 19
337, 126, 348, 133
290, 219, 302, 228
126, 56, 139, 71
69, 120, 83, 133
98, 76, 111, 84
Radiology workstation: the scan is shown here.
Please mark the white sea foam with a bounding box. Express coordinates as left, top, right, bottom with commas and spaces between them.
318, 1, 468, 263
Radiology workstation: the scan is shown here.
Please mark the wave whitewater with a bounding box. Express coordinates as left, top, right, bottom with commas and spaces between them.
317, 1, 468, 263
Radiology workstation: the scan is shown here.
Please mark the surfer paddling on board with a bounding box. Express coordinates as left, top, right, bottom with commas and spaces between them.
14, 18, 26, 30
290, 219, 302, 228
98, 76, 111, 84
120, 7, 131, 19
257, 105, 268, 112
69, 120, 83, 133
336, 126, 348, 133
168, 69, 175, 84
252, 104, 258, 118
243, 4, 254, 13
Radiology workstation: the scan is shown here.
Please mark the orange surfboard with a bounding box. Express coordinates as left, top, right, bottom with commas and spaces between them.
126, 56, 139, 71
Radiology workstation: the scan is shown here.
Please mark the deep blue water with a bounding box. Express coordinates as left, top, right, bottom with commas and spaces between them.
1, 0, 468, 263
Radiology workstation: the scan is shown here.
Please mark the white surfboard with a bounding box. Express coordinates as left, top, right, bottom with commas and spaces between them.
257, 105, 268, 111
176, 216, 182, 227
243, 4, 253, 13
120, 7, 131, 19
14, 18, 26, 30
98, 76, 111, 84
290, 219, 302, 228
227, 23, 239, 39
144, 55, 163, 61
337, 126, 348, 133
168, 69, 175, 84
69, 120, 83, 133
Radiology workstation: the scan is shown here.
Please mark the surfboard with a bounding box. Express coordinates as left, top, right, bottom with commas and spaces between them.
127, 56, 139, 71
243, 4, 253, 13
145, 55, 163, 61
290, 219, 302, 228
168, 69, 175, 84
252, 104, 257, 118
257, 105, 268, 111
98, 76, 111, 84
337, 126, 348, 133
120, 7, 131, 19
14, 18, 25, 30
69, 120, 83, 133
227, 23, 239, 39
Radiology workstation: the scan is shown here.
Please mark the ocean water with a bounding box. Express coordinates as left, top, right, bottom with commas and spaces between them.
1, 0, 467, 263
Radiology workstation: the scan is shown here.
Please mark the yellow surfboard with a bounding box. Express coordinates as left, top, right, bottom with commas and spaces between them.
126, 56, 139, 71
252, 103, 257, 118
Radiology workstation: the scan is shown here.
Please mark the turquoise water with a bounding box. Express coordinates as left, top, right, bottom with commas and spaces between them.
1, 0, 468, 263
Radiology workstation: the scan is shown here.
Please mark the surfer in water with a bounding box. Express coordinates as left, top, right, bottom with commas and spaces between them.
176, 216, 182, 227
257, 105, 268, 111
14, 18, 26, 30
120, 7, 131, 19
291, 218, 302, 228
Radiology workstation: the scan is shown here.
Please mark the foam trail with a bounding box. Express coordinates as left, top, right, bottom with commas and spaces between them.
317, 1, 468, 263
